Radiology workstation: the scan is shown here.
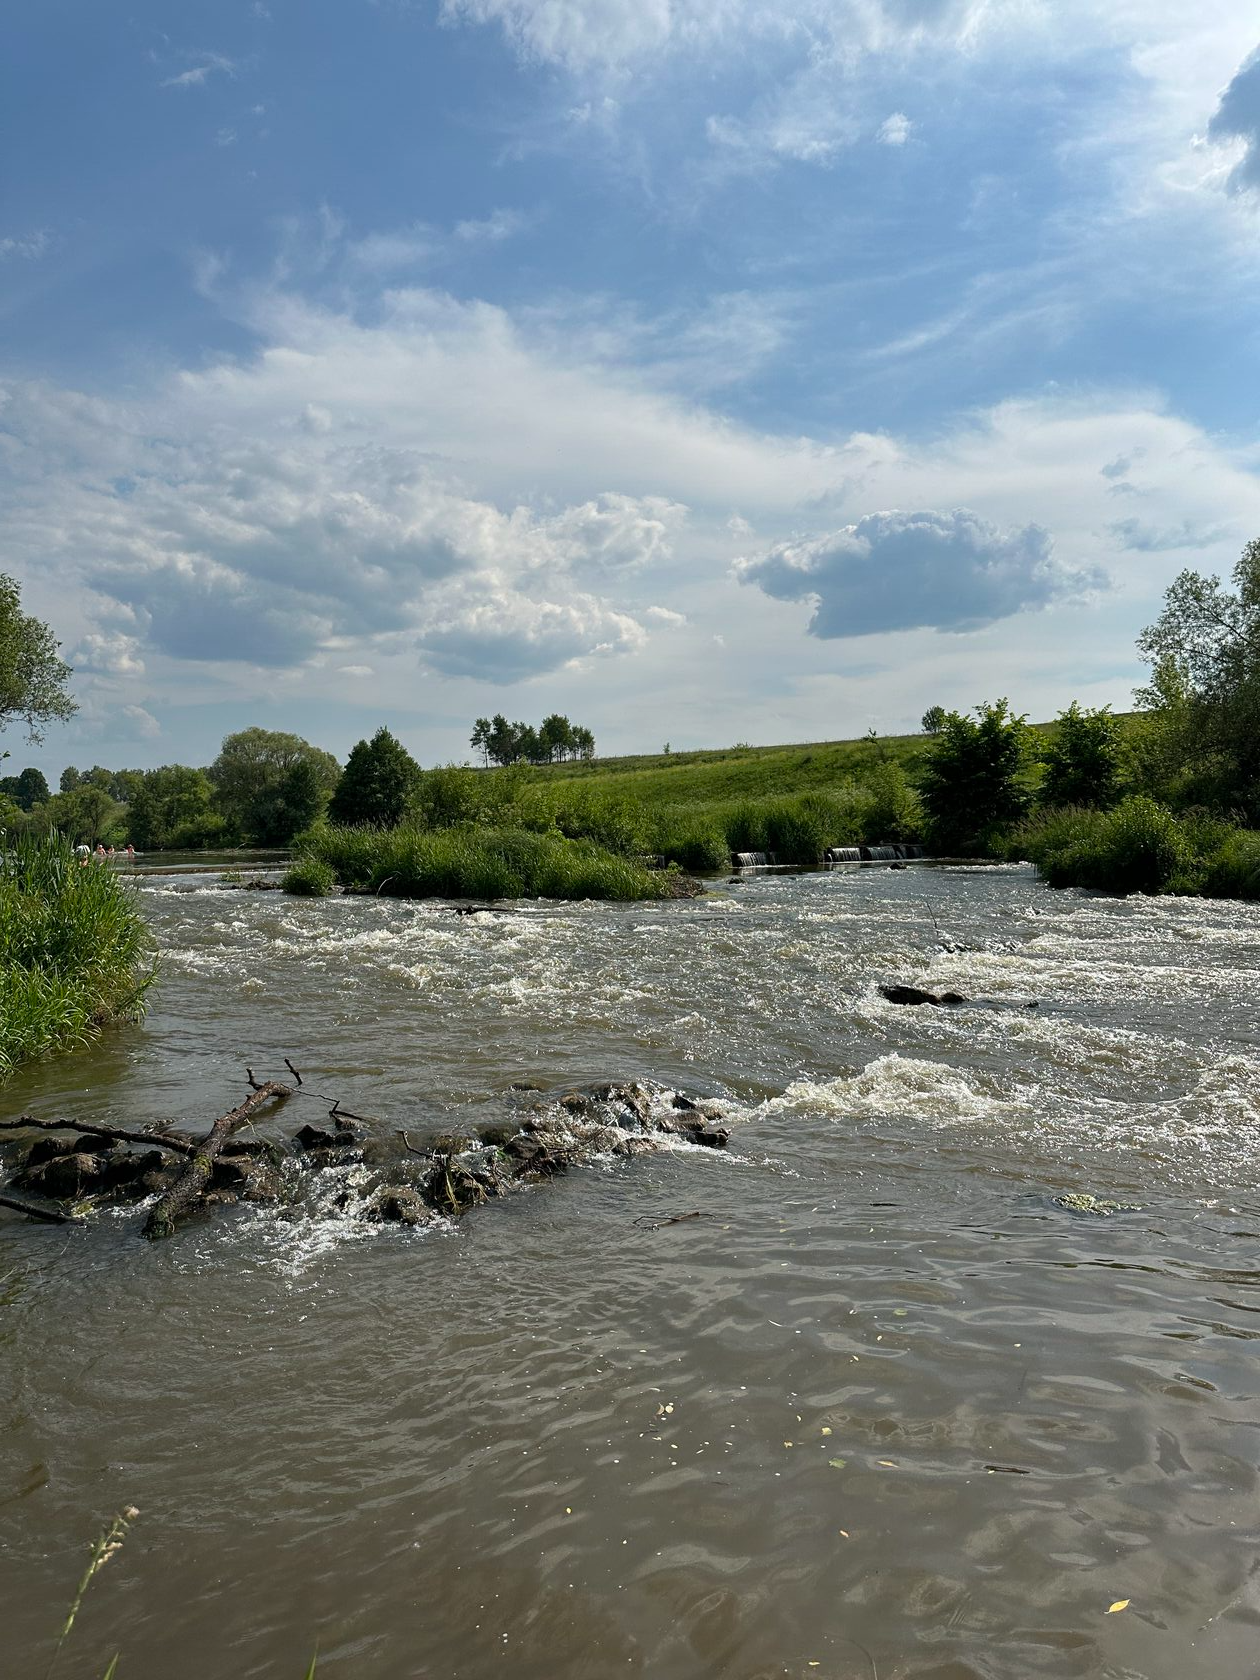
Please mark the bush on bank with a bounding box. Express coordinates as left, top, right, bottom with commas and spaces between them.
998, 797, 1260, 898
0, 833, 152, 1079
290, 823, 678, 901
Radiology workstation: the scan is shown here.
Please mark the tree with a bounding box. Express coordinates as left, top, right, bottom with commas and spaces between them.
470, 718, 492, 767
0, 573, 77, 743
919, 700, 1030, 854
41, 784, 123, 847
1, 767, 51, 810
209, 728, 340, 845
59, 765, 81, 792
1136, 539, 1260, 819
128, 766, 221, 850
1040, 704, 1122, 808
539, 713, 575, 763
921, 705, 948, 735
328, 727, 421, 827
572, 726, 595, 762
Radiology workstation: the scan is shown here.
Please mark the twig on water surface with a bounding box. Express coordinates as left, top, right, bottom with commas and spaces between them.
45, 1506, 139, 1680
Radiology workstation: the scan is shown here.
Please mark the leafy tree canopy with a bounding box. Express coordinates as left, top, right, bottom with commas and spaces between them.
921, 705, 948, 735
919, 700, 1031, 854
209, 728, 340, 845
328, 727, 421, 828
1136, 539, 1260, 819
0, 767, 51, 810
1041, 704, 1122, 809
0, 574, 77, 743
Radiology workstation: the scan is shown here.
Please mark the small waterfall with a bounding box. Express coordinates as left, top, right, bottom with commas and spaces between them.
826, 847, 862, 863
732, 851, 775, 868
862, 845, 901, 861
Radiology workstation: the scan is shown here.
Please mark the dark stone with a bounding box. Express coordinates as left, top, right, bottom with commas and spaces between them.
72, 1134, 116, 1155
879, 984, 969, 1008
679, 1121, 730, 1149
23, 1136, 78, 1168
18, 1152, 103, 1199
367, 1186, 432, 1225
670, 1093, 698, 1111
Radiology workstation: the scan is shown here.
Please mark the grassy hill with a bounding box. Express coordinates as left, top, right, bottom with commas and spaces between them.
521, 720, 1084, 805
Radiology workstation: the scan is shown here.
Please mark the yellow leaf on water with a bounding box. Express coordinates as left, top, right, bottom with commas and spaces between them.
838, 1529, 851, 1538
1107, 1600, 1130, 1614
821, 1427, 832, 1436
828, 1458, 847, 1469
878, 1460, 896, 1468
784, 1441, 794, 1448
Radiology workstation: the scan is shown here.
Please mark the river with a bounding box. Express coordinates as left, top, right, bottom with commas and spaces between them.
3, 862, 1259, 1679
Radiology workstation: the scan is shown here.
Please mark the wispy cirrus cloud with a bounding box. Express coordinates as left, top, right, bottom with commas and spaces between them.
161, 53, 236, 89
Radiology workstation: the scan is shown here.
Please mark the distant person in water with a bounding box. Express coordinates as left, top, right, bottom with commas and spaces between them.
95, 843, 107, 859
125, 843, 135, 862
77, 843, 91, 866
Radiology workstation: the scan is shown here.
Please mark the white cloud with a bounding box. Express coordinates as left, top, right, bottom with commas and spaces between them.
1209, 46, 1260, 193
0, 230, 51, 261
454, 208, 527, 242
4, 278, 1260, 745
161, 54, 236, 89
734, 507, 1102, 636
877, 111, 911, 145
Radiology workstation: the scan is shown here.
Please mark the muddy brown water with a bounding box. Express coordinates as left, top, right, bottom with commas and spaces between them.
3, 862, 1260, 1680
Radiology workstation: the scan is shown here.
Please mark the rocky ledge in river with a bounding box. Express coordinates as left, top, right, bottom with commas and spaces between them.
0, 1077, 730, 1239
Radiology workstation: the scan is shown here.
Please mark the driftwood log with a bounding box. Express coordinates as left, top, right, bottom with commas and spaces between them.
141, 1079, 292, 1239
0, 1115, 195, 1155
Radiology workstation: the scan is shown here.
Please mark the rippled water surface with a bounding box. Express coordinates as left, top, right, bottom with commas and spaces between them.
4, 863, 1260, 1680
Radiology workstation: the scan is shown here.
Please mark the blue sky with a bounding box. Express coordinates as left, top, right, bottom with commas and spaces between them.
3, 0, 1259, 777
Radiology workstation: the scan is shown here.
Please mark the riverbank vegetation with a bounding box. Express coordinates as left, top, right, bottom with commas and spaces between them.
287, 823, 680, 901
0, 833, 152, 1079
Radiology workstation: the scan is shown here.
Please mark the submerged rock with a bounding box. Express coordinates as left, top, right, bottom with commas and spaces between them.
880, 983, 969, 1008
1053, 1193, 1142, 1216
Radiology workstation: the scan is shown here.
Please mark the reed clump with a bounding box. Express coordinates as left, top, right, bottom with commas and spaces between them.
0, 834, 152, 1079
291, 823, 677, 901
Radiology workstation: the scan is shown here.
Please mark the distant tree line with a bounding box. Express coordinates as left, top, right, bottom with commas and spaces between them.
470, 713, 595, 767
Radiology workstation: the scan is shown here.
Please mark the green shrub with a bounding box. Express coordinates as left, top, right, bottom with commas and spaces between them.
282, 858, 336, 897
0, 832, 152, 1078
1204, 830, 1260, 900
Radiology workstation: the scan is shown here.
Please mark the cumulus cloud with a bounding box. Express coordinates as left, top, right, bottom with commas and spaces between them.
1208, 46, 1260, 192
734, 507, 1103, 637
70, 631, 146, 677
877, 111, 912, 145
413, 584, 645, 680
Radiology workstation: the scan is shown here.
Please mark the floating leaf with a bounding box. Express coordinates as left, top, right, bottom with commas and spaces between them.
838, 1529, 851, 1538
1107, 1600, 1130, 1614
828, 1458, 847, 1469
784, 1441, 794, 1448
821, 1426, 832, 1436
878, 1460, 896, 1468
893, 1309, 908, 1317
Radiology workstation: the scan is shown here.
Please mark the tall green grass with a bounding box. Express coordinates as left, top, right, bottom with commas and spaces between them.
998, 797, 1260, 899
290, 823, 675, 901
0, 833, 152, 1079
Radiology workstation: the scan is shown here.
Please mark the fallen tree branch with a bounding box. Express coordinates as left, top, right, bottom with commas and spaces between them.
0, 1187, 86, 1224
0, 1116, 196, 1156
143, 1081, 292, 1240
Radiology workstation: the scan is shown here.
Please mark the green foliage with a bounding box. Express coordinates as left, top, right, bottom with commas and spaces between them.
0, 832, 151, 1078
471, 712, 595, 766
209, 728, 340, 845
127, 765, 222, 850
919, 701, 1031, 854
39, 784, 126, 847
0, 766, 51, 810
0, 573, 77, 743
296, 823, 671, 901
921, 705, 947, 734
328, 727, 420, 827
282, 857, 336, 897
999, 796, 1251, 896
1040, 703, 1122, 808
1136, 538, 1260, 820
